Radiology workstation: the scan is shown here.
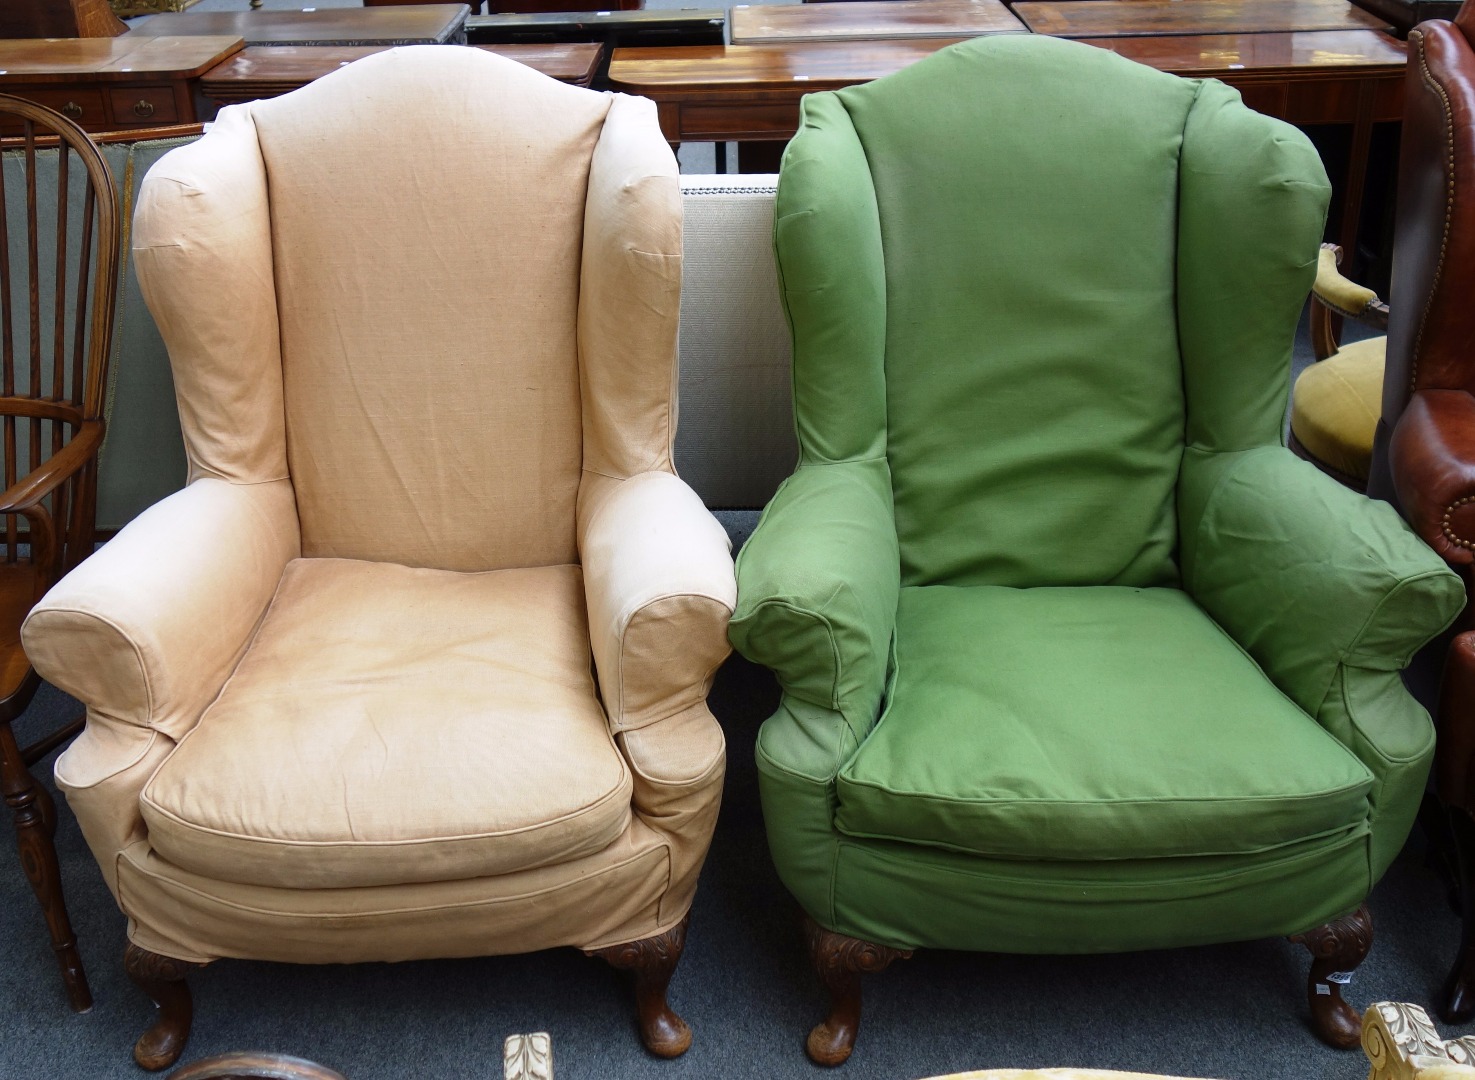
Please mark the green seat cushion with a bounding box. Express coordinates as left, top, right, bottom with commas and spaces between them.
834, 585, 1373, 861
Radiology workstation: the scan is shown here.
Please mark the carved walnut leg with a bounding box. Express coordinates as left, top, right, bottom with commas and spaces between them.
125, 944, 203, 1071
803, 915, 912, 1067
1290, 903, 1373, 1049
0, 719, 91, 1012
591, 915, 693, 1058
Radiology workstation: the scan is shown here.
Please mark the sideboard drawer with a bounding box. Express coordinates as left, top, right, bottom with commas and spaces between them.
108, 85, 179, 125
0, 88, 107, 133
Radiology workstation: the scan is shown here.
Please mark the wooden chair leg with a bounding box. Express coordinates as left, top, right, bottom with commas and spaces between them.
0, 719, 91, 1012
803, 915, 911, 1067
1290, 903, 1373, 1049
591, 915, 693, 1058
1442, 807, 1475, 1023
125, 944, 202, 1072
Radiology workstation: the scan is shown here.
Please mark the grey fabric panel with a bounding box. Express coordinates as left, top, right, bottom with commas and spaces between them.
676, 175, 795, 510
96, 137, 193, 532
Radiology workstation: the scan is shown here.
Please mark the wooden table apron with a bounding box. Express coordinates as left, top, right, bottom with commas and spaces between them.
608, 28, 1405, 256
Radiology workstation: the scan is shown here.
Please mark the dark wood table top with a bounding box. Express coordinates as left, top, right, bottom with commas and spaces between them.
1080, 28, 1406, 75
129, 6, 470, 47
730, 0, 1025, 44
610, 38, 966, 90
200, 42, 605, 100
608, 26, 1403, 90
0, 34, 243, 82
1014, 0, 1389, 38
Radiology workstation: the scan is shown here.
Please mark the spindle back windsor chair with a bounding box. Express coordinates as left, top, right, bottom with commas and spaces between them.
0, 92, 121, 1014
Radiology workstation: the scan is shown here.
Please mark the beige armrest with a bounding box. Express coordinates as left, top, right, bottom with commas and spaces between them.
23, 477, 300, 748
580, 471, 735, 735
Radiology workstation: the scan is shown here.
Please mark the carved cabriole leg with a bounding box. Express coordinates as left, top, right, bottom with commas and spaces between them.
1290, 903, 1373, 1049
125, 944, 203, 1071
0, 717, 92, 1012
1362, 1000, 1475, 1080
803, 915, 912, 1067
591, 915, 692, 1058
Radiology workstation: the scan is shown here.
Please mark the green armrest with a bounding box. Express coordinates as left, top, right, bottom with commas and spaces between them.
1181, 445, 1465, 876
729, 457, 899, 749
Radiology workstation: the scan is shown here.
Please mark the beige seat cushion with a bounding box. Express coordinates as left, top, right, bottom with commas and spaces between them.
141, 558, 631, 890
1290, 336, 1387, 482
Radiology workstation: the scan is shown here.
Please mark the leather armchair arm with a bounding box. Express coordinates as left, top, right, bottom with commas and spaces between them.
580, 470, 735, 735
1390, 389, 1475, 568
22, 477, 300, 748
1181, 446, 1463, 717
729, 457, 899, 748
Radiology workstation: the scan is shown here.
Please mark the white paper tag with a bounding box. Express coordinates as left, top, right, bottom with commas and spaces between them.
1327, 971, 1354, 985
1315, 983, 1332, 996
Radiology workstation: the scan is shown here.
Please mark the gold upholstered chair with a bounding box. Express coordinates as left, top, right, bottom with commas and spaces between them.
20, 46, 735, 1070
1287, 243, 1390, 489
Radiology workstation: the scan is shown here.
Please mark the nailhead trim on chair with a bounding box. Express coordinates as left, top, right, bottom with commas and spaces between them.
1442, 496, 1475, 550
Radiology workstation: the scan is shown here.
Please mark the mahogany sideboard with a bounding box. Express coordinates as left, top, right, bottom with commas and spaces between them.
0, 34, 242, 135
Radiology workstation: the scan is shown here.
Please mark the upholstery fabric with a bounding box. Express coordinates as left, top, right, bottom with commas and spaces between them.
836, 586, 1372, 862
131, 109, 288, 487
141, 560, 630, 890
580, 471, 735, 734
835, 38, 1194, 590
24, 45, 733, 967
251, 47, 610, 572
578, 94, 683, 484
117, 827, 673, 965
1290, 339, 1387, 480
734, 35, 1462, 959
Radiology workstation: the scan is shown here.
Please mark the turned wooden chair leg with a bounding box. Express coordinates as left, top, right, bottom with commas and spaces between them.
1290, 902, 1373, 1049
125, 944, 203, 1071
0, 719, 91, 1012
803, 915, 912, 1067
591, 914, 693, 1058
1442, 807, 1475, 1023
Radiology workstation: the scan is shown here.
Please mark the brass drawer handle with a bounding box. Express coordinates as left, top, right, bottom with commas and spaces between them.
132, 100, 155, 119
61, 101, 83, 120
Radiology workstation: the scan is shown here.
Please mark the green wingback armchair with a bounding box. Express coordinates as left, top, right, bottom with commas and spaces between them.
729, 35, 1466, 1066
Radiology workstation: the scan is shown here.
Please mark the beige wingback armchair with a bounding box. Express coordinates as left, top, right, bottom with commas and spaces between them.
19, 46, 735, 1071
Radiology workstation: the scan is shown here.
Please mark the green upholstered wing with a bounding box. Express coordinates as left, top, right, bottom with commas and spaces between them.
1181, 447, 1464, 878
1172, 79, 1465, 878
733, 34, 1464, 953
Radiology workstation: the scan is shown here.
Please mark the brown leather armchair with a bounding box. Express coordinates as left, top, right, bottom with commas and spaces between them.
1367, 1, 1475, 1024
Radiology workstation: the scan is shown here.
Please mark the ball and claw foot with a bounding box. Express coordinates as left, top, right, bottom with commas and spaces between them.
804, 916, 912, 1066
591, 915, 693, 1058
125, 944, 202, 1071
1290, 903, 1373, 1049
